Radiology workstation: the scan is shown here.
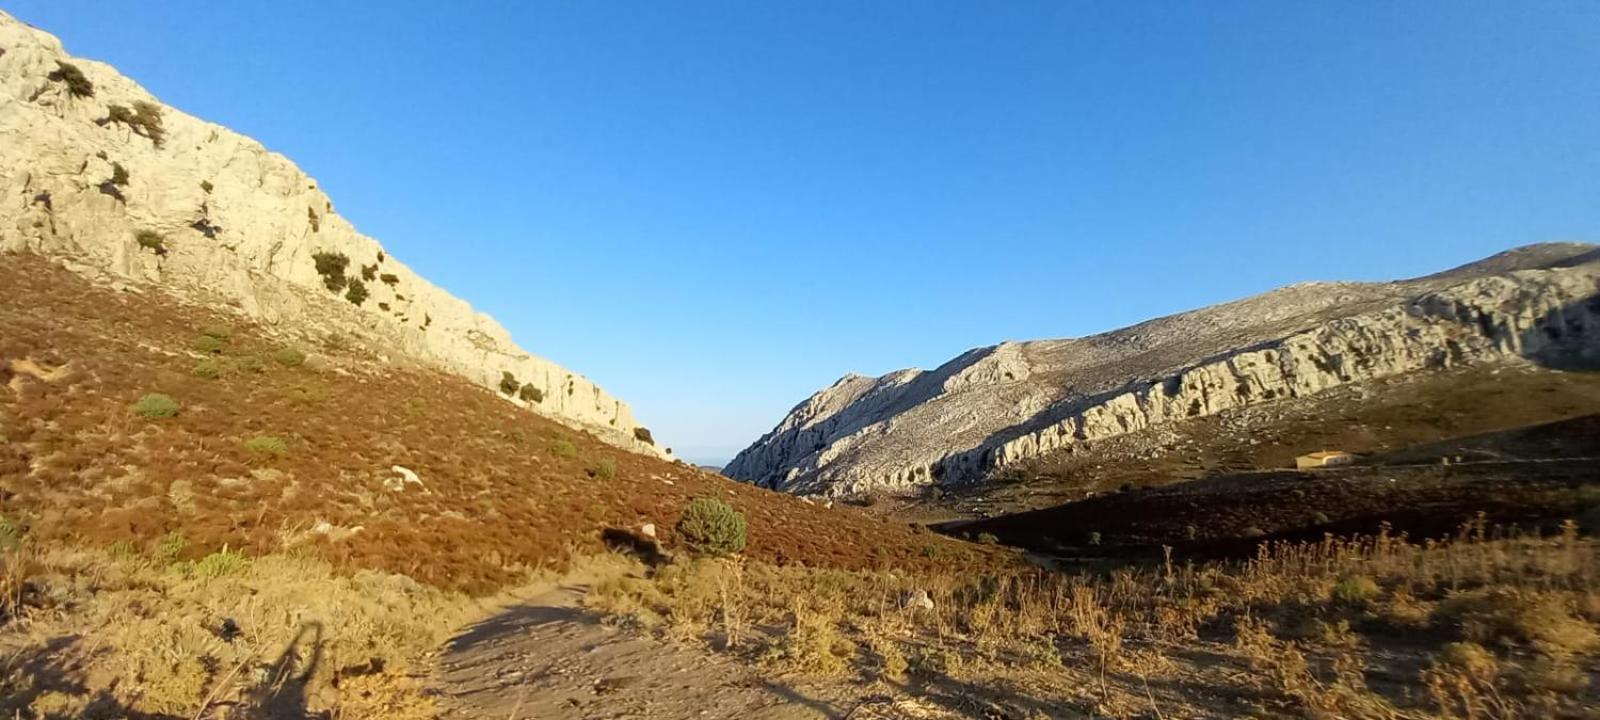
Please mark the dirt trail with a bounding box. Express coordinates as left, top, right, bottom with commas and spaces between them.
432, 586, 968, 720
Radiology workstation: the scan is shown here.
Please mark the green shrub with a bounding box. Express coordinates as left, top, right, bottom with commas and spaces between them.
977, 532, 1000, 545
518, 383, 544, 403
499, 371, 520, 396
633, 427, 655, 445
199, 324, 231, 340
49, 61, 94, 97
133, 393, 179, 419
920, 544, 942, 558
551, 438, 577, 458
1332, 574, 1381, 604
312, 252, 349, 291
192, 358, 225, 379
675, 497, 748, 556
110, 162, 130, 187
193, 334, 226, 354
155, 531, 186, 563
360, 264, 377, 282
243, 435, 287, 456
200, 180, 214, 193
135, 230, 166, 256
590, 456, 617, 479
188, 549, 248, 579
344, 278, 368, 305
108, 539, 138, 560
0, 515, 23, 553
271, 347, 307, 367
379, 273, 399, 285
105, 101, 165, 146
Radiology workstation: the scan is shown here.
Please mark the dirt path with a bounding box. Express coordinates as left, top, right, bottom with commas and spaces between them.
431, 585, 967, 720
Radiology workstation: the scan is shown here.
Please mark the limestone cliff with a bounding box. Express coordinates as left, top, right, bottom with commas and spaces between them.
726, 244, 1600, 496
0, 12, 663, 456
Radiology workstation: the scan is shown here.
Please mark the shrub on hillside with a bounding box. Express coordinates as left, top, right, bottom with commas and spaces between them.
518, 383, 544, 403
193, 334, 226, 354
271, 347, 306, 367
312, 252, 349, 291
105, 101, 166, 146
380, 273, 399, 285
133, 393, 178, 419
344, 278, 369, 305
633, 427, 655, 445
135, 230, 166, 256
243, 436, 288, 456
675, 497, 747, 557
49, 61, 94, 97
590, 456, 617, 480
0, 515, 22, 553
499, 371, 520, 396
192, 358, 225, 379
110, 162, 130, 187
551, 438, 577, 458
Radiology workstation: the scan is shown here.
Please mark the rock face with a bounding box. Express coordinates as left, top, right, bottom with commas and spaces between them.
0, 12, 662, 455
726, 244, 1600, 496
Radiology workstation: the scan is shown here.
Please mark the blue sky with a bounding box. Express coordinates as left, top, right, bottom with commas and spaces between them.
10, 2, 1598, 464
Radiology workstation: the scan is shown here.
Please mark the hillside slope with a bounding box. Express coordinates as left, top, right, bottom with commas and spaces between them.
0, 11, 658, 455
0, 254, 980, 593
726, 243, 1600, 496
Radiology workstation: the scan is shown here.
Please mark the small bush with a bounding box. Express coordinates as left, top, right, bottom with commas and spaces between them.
1332, 574, 1381, 605
200, 180, 214, 193
192, 358, 225, 379
312, 252, 349, 291
676, 497, 748, 557
49, 61, 94, 97
977, 532, 1000, 545
243, 436, 287, 456
110, 162, 130, 187
193, 334, 226, 354
188, 549, 248, 579
155, 531, 186, 562
380, 273, 399, 285
361, 264, 377, 282
344, 278, 368, 305
518, 383, 544, 403
499, 371, 520, 396
271, 347, 307, 367
133, 393, 179, 419
0, 515, 23, 553
633, 427, 655, 445
199, 324, 231, 340
551, 439, 577, 458
590, 456, 617, 480
105, 101, 165, 146
135, 230, 166, 256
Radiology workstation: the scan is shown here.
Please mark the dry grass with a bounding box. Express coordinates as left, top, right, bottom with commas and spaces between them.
587, 520, 1600, 718
0, 544, 483, 719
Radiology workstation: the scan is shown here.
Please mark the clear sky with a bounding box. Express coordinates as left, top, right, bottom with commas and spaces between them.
10, 2, 1598, 464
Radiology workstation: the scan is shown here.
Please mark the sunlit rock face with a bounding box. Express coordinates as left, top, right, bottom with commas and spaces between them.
0, 11, 663, 456
726, 244, 1600, 496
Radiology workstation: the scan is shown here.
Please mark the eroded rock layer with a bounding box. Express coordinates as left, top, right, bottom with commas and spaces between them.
0, 12, 661, 455
727, 245, 1600, 496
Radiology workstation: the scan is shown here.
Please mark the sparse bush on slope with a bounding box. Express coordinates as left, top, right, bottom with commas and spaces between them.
676, 498, 747, 557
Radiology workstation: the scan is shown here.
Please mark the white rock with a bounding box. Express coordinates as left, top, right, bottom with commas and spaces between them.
0, 11, 662, 457
725, 244, 1600, 497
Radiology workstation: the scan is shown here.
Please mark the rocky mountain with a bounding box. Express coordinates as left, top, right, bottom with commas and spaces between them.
0, 12, 662, 455
726, 243, 1600, 496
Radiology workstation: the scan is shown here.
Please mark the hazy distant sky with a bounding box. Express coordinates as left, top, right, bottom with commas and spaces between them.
10, 2, 1597, 464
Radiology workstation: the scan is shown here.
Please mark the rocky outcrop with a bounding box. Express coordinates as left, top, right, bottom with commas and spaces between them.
726, 245, 1600, 496
0, 12, 663, 455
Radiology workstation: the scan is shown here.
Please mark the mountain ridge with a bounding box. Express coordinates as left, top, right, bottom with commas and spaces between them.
0, 11, 663, 455
726, 242, 1600, 495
